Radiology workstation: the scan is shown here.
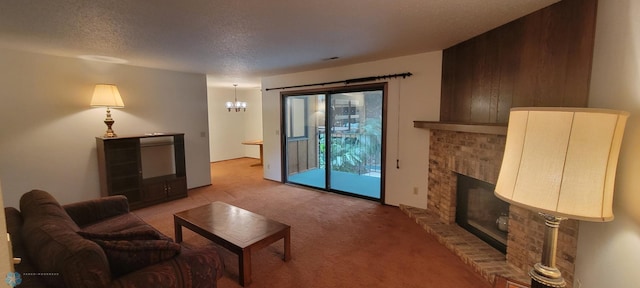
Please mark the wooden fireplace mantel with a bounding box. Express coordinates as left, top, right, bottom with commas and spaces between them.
413, 121, 508, 135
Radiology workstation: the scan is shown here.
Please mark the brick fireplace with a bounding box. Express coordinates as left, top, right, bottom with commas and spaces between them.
404, 124, 579, 287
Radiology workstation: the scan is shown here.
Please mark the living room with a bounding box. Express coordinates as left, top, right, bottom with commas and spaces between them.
0, 0, 639, 287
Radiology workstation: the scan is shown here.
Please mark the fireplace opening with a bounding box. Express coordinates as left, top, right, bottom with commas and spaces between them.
455, 174, 509, 254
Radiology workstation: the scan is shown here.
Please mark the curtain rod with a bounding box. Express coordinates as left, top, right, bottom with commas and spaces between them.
264, 72, 413, 91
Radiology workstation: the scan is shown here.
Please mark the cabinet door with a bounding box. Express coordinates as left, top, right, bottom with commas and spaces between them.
143, 181, 167, 202
166, 177, 187, 198
104, 139, 142, 202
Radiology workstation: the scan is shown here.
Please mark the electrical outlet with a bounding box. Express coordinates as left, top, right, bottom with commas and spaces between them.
413, 187, 419, 195
267, 164, 270, 169
575, 279, 582, 288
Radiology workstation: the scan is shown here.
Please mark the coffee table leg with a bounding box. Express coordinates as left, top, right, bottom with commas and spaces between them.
174, 221, 183, 243
284, 228, 291, 261
239, 249, 251, 286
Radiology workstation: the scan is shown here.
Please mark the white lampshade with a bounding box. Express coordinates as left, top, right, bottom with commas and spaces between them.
90, 84, 125, 108
495, 107, 629, 222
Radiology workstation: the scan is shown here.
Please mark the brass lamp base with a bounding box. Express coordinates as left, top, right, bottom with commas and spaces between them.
102, 107, 118, 138
530, 214, 566, 288
530, 263, 566, 287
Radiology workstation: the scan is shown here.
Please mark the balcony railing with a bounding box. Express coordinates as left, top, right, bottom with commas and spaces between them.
318, 128, 381, 177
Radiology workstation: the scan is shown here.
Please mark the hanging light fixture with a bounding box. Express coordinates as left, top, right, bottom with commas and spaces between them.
225, 84, 247, 112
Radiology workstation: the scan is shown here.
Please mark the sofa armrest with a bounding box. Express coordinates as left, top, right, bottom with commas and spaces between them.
110, 245, 223, 288
63, 195, 130, 227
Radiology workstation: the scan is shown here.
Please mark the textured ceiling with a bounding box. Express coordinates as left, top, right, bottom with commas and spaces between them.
0, 0, 558, 86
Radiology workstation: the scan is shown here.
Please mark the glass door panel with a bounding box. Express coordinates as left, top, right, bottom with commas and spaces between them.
328, 91, 382, 199
284, 94, 326, 189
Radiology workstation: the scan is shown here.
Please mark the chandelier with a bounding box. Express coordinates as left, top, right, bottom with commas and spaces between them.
225, 84, 247, 112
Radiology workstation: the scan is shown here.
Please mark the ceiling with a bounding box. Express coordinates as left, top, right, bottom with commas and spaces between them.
0, 0, 559, 87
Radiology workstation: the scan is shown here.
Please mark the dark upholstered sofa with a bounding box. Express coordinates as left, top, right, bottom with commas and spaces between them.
5, 190, 223, 288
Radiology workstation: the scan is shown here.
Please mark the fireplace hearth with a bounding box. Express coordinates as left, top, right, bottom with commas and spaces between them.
455, 174, 509, 254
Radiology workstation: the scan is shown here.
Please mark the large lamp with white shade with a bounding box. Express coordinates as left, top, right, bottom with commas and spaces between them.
494, 107, 628, 288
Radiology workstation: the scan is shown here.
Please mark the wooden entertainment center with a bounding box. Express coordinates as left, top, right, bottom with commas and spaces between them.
96, 133, 187, 209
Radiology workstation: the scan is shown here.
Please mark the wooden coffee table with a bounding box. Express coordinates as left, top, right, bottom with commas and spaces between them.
174, 202, 291, 286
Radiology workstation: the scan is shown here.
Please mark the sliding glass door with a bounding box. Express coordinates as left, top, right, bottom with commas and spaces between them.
283, 84, 384, 201
327, 90, 382, 198
284, 94, 326, 189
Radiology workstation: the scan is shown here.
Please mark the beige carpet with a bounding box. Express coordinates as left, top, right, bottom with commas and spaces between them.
135, 158, 491, 288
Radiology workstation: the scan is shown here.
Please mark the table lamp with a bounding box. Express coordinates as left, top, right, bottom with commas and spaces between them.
495, 107, 628, 288
91, 84, 125, 137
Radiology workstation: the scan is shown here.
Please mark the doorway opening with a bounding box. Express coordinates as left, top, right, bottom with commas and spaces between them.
282, 84, 386, 201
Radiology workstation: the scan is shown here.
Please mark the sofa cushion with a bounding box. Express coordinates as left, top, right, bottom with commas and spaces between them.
81, 212, 174, 241
20, 189, 80, 232
93, 239, 181, 277
63, 195, 129, 227
78, 229, 161, 241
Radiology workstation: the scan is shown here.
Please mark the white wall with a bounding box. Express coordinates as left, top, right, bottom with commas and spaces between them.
261, 51, 442, 207
574, 1, 640, 287
0, 48, 211, 208
207, 86, 263, 162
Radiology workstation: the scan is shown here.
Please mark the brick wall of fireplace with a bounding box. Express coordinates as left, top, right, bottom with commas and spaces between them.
427, 129, 579, 287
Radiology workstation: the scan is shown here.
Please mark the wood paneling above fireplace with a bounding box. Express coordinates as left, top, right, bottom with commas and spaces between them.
440, 0, 597, 124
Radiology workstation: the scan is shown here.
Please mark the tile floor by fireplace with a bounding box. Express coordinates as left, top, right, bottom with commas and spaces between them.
400, 205, 530, 285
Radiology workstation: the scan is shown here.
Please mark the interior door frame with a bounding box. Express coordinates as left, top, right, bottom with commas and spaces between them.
279, 83, 387, 203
